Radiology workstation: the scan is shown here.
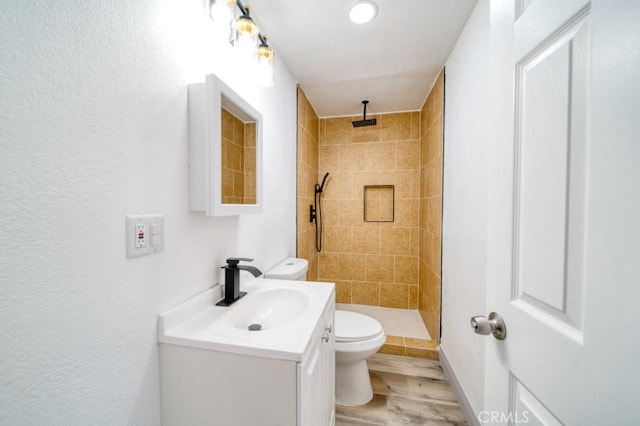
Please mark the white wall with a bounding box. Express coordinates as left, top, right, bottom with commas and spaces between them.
0, 0, 297, 424
440, 0, 490, 415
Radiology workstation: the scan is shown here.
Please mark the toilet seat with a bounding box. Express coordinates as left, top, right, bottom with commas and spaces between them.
335, 310, 384, 343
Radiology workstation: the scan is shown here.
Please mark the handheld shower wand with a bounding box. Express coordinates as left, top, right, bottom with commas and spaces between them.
316, 172, 330, 194
310, 172, 330, 252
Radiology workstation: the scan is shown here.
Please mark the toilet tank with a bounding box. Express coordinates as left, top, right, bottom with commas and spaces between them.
264, 258, 309, 281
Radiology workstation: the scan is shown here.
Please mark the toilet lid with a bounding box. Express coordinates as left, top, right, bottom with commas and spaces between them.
334, 310, 384, 342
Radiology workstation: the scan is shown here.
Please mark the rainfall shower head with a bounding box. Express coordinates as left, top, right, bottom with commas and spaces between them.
352, 100, 377, 127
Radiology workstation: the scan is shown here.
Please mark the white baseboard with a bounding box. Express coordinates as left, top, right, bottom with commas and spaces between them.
439, 347, 480, 426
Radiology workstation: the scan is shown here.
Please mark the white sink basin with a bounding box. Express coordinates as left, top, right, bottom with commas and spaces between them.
225, 287, 310, 332
158, 278, 335, 361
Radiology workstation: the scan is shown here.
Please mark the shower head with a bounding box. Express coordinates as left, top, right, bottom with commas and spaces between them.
352, 100, 377, 127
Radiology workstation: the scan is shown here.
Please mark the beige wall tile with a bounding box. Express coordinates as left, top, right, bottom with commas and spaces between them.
308, 138, 318, 171
297, 88, 308, 130
379, 343, 405, 356
351, 281, 380, 305
378, 170, 410, 199
339, 144, 367, 171
353, 171, 381, 199
324, 117, 353, 144
366, 142, 395, 171
306, 229, 317, 260
365, 254, 395, 283
298, 123, 309, 164
395, 140, 421, 170
395, 255, 418, 284
335, 281, 352, 304
339, 199, 362, 226
385, 335, 404, 346
297, 231, 307, 259
409, 169, 420, 198
319, 144, 340, 173
319, 252, 340, 280
320, 199, 339, 227
308, 255, 318, 281
352, 226, 380, 254
380, 112, 411, 141
380, 283, 409, 308
410, 228, 420, 256
404, 338, 437, 349
410, 111, 421, 140
324, 172, 353, 200
319, 118, 326, 144
395, 199, 420, 227
409, 285, 419, 309
405, 347, 439, 360
233, 170, 244, 196
339, 254, 366, 281
324, 226, 352, 253
380, 227, 411, 255
306, 101, 319, 141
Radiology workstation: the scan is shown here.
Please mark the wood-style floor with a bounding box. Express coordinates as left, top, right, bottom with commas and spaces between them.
335, 354, 468, 425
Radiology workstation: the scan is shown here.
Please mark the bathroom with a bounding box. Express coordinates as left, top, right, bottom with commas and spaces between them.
2, 0, 638, 425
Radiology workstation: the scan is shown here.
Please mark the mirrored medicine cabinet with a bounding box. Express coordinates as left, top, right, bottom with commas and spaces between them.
188, 74, 263, 216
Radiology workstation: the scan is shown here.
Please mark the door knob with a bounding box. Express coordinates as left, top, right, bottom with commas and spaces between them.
470, 312, 507, 340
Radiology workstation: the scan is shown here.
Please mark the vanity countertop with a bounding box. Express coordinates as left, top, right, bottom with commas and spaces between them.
158, 278, 335, 362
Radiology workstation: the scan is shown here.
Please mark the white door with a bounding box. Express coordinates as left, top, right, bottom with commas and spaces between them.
483, 0, 640, 423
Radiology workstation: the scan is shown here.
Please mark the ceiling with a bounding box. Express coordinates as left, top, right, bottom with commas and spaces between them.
248, 0, 477, 117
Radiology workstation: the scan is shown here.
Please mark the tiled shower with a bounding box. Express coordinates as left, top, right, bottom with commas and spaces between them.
297, 71, 444, 354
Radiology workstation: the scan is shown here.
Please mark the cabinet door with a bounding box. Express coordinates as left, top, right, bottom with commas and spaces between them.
322, 311, 335, 425
299, 334, 323, 425
298, 304, 335, 426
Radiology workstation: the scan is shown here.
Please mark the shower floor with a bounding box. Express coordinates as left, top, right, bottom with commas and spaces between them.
336, 304, 438, 360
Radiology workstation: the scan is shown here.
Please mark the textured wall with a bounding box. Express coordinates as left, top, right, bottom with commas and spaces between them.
440, 0, 489, 413
419, 71, 445, 342
296, 88, 320, 280
317, 112, 422, 308
0, 0, 297, 423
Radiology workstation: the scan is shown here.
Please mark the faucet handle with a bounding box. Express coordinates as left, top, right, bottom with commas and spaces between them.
225, 257, 254, 267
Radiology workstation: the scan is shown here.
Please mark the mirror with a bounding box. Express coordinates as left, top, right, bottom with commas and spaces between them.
188, 74, 263, 216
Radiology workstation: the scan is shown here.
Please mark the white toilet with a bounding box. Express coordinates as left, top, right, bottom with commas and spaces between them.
265, 258, 386, 407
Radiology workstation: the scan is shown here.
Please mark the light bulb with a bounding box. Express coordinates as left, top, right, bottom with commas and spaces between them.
210, 0, 236, 40
234, 13, 259, 63
349, 1, 378, 24
257, 40, 275, 87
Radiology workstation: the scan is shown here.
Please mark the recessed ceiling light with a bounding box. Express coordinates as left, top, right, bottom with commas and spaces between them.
349, 0, 378, 24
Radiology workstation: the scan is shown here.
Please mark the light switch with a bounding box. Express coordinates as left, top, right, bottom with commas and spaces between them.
126, 215, 164, 258
151, 222, 162, 247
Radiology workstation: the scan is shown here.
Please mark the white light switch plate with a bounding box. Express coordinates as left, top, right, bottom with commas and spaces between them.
126, 215, 164, 258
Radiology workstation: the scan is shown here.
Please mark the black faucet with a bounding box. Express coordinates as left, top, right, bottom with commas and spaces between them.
216, 257, 263, 306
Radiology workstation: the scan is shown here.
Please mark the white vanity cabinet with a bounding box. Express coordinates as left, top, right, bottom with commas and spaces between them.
158, 279, 335, 426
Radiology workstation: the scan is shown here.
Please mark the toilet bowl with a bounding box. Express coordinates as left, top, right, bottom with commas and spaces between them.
334, 310, 385, 406
265, 258, 386, 407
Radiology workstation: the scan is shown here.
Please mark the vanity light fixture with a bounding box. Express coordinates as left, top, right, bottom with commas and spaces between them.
349, 0, 378, 24
209, 0, 275, 88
